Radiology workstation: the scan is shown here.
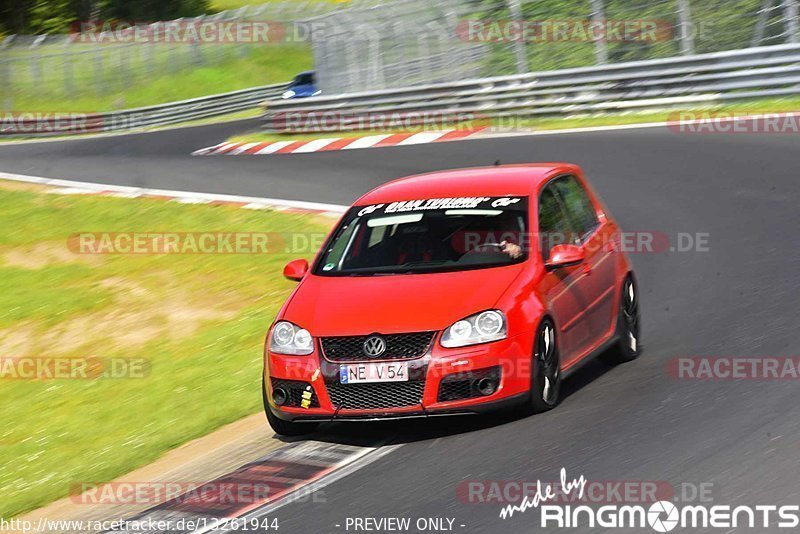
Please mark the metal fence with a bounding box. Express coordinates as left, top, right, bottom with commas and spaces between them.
0, 1, 376, 108
1, 82, 287, 137
263, 43, 800, 131
307, 0, 800, 94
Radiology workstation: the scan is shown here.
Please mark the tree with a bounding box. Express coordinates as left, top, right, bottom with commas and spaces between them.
0, 0, 210, 34
0, 0, 31, 34
99, 0, 209, 22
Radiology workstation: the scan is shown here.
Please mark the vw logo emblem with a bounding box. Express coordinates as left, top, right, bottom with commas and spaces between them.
363, 336, 387, 358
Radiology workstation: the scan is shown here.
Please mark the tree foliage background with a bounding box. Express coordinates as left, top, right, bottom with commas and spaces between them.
0, 0, 210, 35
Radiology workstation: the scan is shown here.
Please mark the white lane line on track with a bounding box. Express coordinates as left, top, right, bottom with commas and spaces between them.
0, 171, 348, 214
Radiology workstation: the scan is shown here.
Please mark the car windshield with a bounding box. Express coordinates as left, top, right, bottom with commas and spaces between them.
292, 73, 314, 86
315, 196, 529, 276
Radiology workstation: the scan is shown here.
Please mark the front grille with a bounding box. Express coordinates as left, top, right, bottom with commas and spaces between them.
271, 378, 320, 408
437, 367, 501, 402
326, 381, 425, 409
320, 331, 435, 362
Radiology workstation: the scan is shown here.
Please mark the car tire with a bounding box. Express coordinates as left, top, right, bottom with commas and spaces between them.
262, 377, 318, 437
601, 274, 641, 365
526, 318, 562, 413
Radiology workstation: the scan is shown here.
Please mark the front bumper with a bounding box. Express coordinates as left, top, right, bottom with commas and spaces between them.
266, 332, 534, 422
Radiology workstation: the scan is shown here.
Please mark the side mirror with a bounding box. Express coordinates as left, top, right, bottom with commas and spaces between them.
545, 244, 585, 270
283, 259, 309, 282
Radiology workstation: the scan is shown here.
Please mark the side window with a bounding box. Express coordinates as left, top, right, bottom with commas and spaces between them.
553, 176, 599, 240
538, 186, 578, 260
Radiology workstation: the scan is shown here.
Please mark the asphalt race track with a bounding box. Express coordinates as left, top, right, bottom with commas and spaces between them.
3, 121, 800, 532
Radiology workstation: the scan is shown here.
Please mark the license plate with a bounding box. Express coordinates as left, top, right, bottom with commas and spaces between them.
339, 362, 408, 384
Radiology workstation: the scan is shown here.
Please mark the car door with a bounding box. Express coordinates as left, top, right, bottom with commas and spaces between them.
552, 174, 618, 349
537, 182, 595, 366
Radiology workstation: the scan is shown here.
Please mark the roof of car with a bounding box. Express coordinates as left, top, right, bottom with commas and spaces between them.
354, 164, 581, 205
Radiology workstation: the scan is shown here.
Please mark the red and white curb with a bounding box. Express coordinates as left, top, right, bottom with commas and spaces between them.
191, 128, 487, 156
0, 171, 347, 217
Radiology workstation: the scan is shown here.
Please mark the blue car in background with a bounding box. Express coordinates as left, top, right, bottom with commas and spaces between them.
282, 71, 320, 99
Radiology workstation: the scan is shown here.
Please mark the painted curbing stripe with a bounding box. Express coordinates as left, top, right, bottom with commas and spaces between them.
100, 440, 404, 534
275, 141, 306, 154
374, 133, 415, 147
254, 140, 295, 155
0, 171, 348, 215
211, 143, 239, 155
190, 143, 224, 156
243, 142, 270, 154
397, 131, 448, 145
318, 137, 355, 151
191, 128, 490, 157
186, 443, 405, 534
228, 142, 260, 155
439, 127, 488, 141
292, 138, 339, 153
341, 134, 393, 150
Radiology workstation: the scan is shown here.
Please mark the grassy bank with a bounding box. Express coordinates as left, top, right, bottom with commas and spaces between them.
232, 96, 800, 144
211, 0, 344, 10
7, 45, 311, 113
0, 181, 333, 518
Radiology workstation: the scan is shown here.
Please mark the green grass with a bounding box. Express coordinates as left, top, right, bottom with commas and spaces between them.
0, 183, 332, 518
6, 44, 311, 112
231, 96, 800, 144
210, 0, 344, 11
516, 97, 800, 131
0, 108, 262, 143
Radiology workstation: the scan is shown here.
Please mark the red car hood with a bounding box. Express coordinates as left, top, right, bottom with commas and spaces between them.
283, 265, 525, 336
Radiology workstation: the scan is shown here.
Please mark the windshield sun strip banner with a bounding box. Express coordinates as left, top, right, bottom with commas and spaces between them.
356, 196, 525, 216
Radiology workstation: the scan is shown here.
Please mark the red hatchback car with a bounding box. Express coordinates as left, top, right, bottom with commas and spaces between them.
263, 164, 641, 435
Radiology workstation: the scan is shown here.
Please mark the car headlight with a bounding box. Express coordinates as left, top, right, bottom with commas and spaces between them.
270, 321, 314, 355
281, 90, 296, 99
440, 310, 507, 348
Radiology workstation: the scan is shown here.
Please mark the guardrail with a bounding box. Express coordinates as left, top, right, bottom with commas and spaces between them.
262, 44, 800, 132
1, 83, 287, 137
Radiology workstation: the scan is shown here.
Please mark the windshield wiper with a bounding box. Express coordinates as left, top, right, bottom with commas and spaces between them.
399, 260, 451, 267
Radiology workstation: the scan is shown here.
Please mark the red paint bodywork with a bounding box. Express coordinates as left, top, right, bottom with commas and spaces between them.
264, 164, 633, 420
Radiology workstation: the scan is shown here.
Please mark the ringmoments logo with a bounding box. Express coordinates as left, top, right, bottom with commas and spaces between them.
499, 469, 800, 531
648, 501, 679, 532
